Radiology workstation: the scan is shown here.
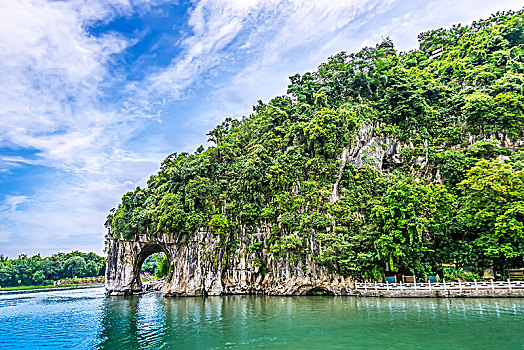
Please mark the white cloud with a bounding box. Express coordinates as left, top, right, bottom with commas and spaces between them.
137, 0, 266, 100
0, 0, 125, 166
1, 0, 523, 256
0, 0, 169, 256
0, 158, 159, 254
0, 0, 176, 168
0, 156, 45, 173
0, 195, 27, 243
205, 0, 524, 119
131, 0, 393, 126
367, 0, 524, 52
158, 0, 395, 120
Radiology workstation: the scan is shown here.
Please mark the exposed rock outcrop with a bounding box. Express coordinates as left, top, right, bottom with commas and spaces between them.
105, 229, 354, 296
331, 123, 400, 202
104, 121, 524, 297
143, 278, 167, 293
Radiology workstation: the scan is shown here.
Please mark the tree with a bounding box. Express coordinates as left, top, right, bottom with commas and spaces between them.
372, 180, 455, 276
86, 260, 102, 277
41, 260, 60, 280
63, 256, 87, 278
154, 254, 169, 279
0, 264, 18, 287
32, 270, 46, 285
458, 159, 524, 273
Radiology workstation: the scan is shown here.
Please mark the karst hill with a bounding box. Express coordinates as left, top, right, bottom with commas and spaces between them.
105, 10, 524, 296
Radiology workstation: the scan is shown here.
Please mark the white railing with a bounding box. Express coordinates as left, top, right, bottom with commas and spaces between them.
355, 280, 524, 292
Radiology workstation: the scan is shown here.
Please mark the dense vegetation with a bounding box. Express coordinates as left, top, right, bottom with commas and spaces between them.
0, 252, 105, 288
141, 253, 169, 279
107, 10, 524, 280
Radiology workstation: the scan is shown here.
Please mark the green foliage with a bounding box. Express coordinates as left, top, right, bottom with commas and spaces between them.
140, 254, 159, 274
246, 241, 264, 252
457, 159, 524, 269
64, 256, 87, 278
443, 267, 481, 282
0, 251, 105, 288
463, 91, 524, 139
209, 214, 231, 238
372, 179, 455, 276
106, 10, 524, 280
32, 270, 46, 285
153, 254, 170, 279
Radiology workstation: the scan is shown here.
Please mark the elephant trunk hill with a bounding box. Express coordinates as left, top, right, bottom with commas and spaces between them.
105, 10, 524, 296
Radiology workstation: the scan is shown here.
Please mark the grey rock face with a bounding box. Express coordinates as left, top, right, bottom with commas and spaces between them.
331, 123, 400, 202
105, 229, 354, 296
143, 278, 167, 292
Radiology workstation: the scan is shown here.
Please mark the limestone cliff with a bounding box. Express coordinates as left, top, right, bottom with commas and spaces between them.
105, 229, 353, 296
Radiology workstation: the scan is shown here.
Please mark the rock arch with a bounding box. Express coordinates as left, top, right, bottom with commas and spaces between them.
105, 230, 354, 296
105, 238, 171, 295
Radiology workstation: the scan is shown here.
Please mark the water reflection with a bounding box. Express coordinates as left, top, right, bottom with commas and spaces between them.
1, 288, 523, 349
93, 295, 524, 349
97, 295, 142, 349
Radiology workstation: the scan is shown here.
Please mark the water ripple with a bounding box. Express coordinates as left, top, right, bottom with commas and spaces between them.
1, 288, 524, 349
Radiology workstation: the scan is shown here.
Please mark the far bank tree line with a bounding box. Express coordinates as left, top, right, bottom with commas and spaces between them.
0, 251, 105, 288
106, 10, 524, 281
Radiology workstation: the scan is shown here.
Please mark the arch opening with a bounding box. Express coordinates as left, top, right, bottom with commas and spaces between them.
133, 243, 172, 294
305, 287, 333, 296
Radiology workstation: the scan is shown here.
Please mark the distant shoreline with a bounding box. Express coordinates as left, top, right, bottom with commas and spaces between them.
0, 284, 103, 293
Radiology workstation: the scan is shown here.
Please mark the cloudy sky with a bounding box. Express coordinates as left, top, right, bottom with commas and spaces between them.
0, 0, 522, 258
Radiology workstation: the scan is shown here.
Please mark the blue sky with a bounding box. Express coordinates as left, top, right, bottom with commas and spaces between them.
1, 0, 523, 258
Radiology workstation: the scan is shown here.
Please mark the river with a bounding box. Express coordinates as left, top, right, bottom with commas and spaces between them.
0, 286, 523, 349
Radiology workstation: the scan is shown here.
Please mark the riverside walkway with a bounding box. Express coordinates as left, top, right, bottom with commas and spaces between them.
354, 280, 524, 297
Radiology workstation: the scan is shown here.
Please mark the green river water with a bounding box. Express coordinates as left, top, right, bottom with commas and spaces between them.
0, 286, 523, 349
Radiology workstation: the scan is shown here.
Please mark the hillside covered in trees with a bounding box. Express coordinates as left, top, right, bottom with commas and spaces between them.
0, 252, 105, 288
106, 10, 524, 281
